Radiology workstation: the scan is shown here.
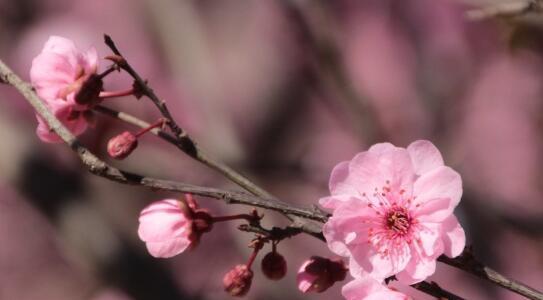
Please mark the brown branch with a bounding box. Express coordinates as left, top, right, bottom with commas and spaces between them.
411, 281, 466, 300
438, 250, 543, 300
0, 58, 326, 241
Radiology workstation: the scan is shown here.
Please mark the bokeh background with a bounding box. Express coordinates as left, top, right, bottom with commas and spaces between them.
1, 0, 543, 299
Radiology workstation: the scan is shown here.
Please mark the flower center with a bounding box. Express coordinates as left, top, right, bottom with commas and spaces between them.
385, 207, 411, 235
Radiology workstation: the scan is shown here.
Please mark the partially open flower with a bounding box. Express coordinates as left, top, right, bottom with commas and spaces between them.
297, 256, 347, 293
107, 131, 138, 160
261, 250, 287, 280
30, 36, 101, 142
138, 199, 211, 258
223, 264, 254, 297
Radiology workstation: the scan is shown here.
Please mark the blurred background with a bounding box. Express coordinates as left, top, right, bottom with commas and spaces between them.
1, 0, 543, 299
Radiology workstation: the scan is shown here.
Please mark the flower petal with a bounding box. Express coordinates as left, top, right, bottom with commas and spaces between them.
144, 237, 191, 258
441, 215, 466, 258
342, 277, 411, 300
138, 199, 191, 243
395, 244, 438, 284
413, 197, 453, 223
349, 147, 416, 200
407, 140, 444, 175
413, 166, 462, 209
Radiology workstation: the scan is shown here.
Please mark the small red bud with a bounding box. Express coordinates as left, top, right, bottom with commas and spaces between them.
261, 251, 287, 280
223, 264, 253, 297
107, 131, 138, 159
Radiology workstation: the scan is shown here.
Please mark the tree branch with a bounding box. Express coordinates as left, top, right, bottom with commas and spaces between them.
411, 281, 466, 300
439, 250, 543, 300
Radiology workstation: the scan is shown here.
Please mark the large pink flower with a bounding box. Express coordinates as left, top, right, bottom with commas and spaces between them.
30, 36, 99, 142
138, 199, 195, 258
342, 277, 411, 300
320, 140, 465, 284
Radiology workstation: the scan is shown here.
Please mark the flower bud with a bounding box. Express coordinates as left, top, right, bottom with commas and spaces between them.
223, 264, 253, 297
107, 131, 138, 159
297, 256, 347, 293
261, 251, 287, 280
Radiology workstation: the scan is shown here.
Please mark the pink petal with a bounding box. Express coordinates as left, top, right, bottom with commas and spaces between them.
413, 166, 462, 209
81, 47, 99, 74
342, 277, 411, 300
329, 161, 357, 196
407, 140, 444, 175
367, 142, 396, 154
42, 36, 80, 67
413, 197, 453, 223
322, 200, 377, 257
396, 242, 439, 284
296, 260, 317, 293
319, 194, 354, 210
349, 147, 416, 200
31, 52, 75, 98
137, 199, 193, 258
441, 215, 466, 258
145, 237, 191, 258
35, 104, 88, 143
415, 222, 443, 257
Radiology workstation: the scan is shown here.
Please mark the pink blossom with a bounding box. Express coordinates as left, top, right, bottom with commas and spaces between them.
30, 36, 99, 142
320, 140, 465, 284
297, 256, 347, 293
137, 199, 195, 258
342, 277, 411, 300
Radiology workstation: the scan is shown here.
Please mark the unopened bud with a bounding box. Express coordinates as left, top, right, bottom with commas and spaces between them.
261, 251, 287, 280
223, 264, 253, 297
297, 256, 347, 293
107, 131, 138, 159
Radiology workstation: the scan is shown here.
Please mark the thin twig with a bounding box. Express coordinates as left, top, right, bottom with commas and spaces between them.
411, 281, 466, 300
438, 250, 543, 300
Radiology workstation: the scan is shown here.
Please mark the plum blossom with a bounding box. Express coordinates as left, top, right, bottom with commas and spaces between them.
30, 36, 100, 142
138, 199, 199, 258
342, 277, 411, 300
320, 140, 465, 284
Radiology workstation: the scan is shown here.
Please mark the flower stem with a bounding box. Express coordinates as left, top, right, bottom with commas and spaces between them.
99, 88, 134, 99
135, 118, 166, 138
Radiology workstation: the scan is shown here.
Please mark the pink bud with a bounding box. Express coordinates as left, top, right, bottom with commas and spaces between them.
223, 264, 254, 297
297, 256, 347, 293
261, 251, 287, 280
107, 131, 138, 159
